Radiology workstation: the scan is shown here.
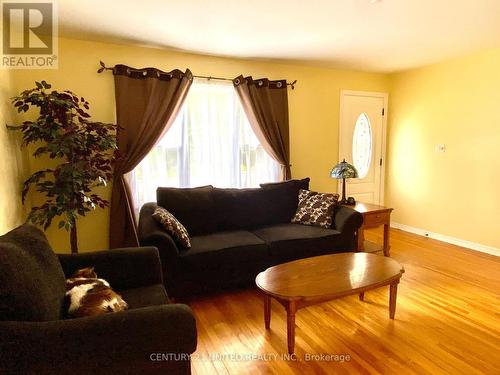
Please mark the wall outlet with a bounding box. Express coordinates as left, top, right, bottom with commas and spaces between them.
435, 144, 446, 153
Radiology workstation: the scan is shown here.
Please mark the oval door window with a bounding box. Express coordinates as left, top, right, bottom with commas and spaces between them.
352, 113, 372, 178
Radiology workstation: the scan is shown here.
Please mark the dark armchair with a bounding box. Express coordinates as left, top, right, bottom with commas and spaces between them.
0, 224, 197, 375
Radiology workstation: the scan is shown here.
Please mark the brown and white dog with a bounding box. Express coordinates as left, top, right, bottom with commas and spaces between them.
65, 267, 128, 318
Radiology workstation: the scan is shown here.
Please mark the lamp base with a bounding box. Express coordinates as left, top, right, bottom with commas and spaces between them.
345, 196, 356, 205
339, 178, 347, 205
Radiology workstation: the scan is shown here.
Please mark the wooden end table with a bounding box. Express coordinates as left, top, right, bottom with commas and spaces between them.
256, 253, 405, 354
349, 202, 394, 257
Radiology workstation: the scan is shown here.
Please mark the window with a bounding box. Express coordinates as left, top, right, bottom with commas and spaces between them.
352, 113, 372, 179
128, 79, 280, 214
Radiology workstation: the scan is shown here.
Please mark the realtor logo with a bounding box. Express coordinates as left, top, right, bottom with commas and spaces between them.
1, 0, 58, 69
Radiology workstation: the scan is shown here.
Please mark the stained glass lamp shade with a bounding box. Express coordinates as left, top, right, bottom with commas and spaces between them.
330, 159, 359, 204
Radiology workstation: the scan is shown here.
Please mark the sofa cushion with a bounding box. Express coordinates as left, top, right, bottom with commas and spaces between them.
260, 178, 310, 223
179, 230, 268, 270
213, 188, 282, 231
252, 223, 347, 261
0, 224, 66, 321
260, 177, 310, 190
119, 284, 169, 309
157, 185, 217, 236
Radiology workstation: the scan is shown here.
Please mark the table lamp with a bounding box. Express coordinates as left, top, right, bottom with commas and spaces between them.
330, 159, 359, 204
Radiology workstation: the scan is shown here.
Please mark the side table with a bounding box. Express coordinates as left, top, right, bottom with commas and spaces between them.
348, 202, 394, 257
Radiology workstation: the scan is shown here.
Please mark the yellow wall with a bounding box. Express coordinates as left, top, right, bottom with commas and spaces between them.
386, 48, 500, 249
7, 37, 389, 252
0, 70, 28, 234
4, 37, 499, 253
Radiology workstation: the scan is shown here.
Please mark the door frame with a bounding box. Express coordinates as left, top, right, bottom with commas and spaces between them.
338, 90, 389, 205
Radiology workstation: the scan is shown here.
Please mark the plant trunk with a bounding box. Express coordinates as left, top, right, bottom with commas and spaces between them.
70, 222, 78, 254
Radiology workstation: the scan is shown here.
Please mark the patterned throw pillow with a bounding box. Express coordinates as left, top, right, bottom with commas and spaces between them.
152, 206, 191, 248
291, 189, 339, 228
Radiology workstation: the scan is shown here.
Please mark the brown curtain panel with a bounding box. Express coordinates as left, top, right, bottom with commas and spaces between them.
233, 76, 291, 179
110, 64, 193, 248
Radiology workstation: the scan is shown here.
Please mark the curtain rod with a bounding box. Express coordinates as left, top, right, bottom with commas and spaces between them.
193, 75, 297, 90
97, 61, 297, 90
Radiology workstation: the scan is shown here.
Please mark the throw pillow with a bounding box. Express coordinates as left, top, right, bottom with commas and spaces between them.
291, 189, 339, 228
152, 206, 192, 248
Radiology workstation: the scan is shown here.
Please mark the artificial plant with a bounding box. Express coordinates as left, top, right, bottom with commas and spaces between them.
8, 81, 118, 253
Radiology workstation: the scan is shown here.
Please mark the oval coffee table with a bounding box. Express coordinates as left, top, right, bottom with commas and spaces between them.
255, 252, 405, 354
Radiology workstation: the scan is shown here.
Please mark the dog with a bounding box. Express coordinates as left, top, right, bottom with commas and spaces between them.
65, 267, 128, 318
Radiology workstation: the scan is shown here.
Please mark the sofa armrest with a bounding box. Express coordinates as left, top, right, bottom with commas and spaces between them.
58, 246, 163, 290
333, 205, 363, 234
138, 202, 180, 262
0, 304, 196, 374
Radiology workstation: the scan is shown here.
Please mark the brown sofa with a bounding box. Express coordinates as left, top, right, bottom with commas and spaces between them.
0, 224, 197, 375
138, 179, 363, 298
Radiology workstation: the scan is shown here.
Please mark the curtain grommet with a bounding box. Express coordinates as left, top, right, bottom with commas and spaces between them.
276, 82, 282, 88
126, 68, 131, 75
234, 78, 240, 85
142, 71, 147, 76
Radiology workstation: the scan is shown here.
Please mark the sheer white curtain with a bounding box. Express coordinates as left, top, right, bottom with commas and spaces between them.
128, 79, 280, 217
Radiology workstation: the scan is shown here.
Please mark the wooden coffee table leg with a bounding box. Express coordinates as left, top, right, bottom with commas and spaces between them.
383, 223, 391, 257
357, 226, 365, 251
264, 294, 271, 329
389, 282, 398, 319
286, 301, 297, 354
359, 292, 365, 301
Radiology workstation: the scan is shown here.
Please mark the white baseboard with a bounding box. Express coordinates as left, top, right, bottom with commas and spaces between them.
390, 222, 500, 257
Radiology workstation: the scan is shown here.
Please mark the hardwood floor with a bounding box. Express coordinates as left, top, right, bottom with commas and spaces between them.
185, 228, 500, 374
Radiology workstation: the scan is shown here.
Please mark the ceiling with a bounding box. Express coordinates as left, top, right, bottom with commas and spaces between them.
58, 0, 500, 73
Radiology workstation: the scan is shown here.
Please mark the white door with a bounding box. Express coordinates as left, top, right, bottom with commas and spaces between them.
339, 91, 387, 205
